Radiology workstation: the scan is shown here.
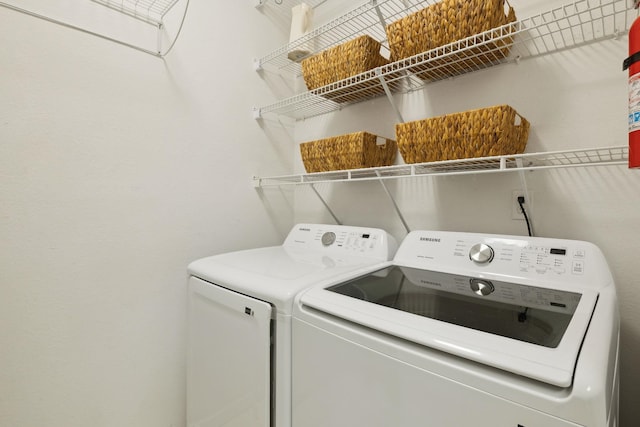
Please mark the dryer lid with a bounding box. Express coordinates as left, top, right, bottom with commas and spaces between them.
187, 223, 397, 314
188, 246, 391, 314
300, 265, 599, 387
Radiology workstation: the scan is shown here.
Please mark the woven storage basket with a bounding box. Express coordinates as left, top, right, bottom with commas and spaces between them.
386, 0, 516, 78
301, 35, 389, 95
300, 131, 397, 173
395, 105, 530, 163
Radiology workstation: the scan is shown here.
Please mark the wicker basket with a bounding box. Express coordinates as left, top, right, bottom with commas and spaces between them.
386, 0, 516, 77
395, 105, 530, 163
300, 131, 397, 173
301, 35, 389, 92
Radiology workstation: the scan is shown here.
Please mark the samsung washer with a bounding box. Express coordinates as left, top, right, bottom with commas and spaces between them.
292, 230, 619, 427
186, 223, 397, 427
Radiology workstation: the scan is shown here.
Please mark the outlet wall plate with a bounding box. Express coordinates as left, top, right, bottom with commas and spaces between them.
511, 190, 534, 220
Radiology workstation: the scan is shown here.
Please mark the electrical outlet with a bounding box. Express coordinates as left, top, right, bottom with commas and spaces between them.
511, 190, 533, 220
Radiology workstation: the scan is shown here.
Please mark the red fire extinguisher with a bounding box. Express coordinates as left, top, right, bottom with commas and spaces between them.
624, 0, 640, 168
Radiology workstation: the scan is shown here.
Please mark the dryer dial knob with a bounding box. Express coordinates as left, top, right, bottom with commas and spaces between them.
321, 232, 336, 246
470, 278, 495, 296
469, 243, 494, 264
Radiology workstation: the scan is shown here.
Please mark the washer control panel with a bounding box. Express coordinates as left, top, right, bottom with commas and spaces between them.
394, 230, 612, 288
454, 239, 584, 277
518, 244, 584, 276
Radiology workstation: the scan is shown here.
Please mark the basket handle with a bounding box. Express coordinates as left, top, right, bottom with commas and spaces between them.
503, 0, 515, 21
514, 112, 531, 136
376, 136, 388, 147
514, 112, 522, 126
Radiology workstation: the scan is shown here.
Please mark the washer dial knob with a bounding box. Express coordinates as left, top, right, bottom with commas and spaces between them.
470, 278, 495, 296
321, 232, 336, 246
469, 243, 494, 264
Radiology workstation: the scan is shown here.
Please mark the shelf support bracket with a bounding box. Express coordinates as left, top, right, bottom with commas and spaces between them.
376, 172, 411, 234
375, 68, 404, 123
157, 22, 163, 55
516, 158, 534, 236
371, 0, 387, 31
253, 58, 263, 71
310, 184, 342, 225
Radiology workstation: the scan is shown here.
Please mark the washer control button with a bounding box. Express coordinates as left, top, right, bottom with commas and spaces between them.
470, 278, 495, 296
321, 232, 336, 246
572, 260, 584, 275
469, 243, 495, 264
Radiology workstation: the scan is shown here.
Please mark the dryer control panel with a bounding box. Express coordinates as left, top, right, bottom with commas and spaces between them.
394, 231, 612, 290
283, 223, 398, 261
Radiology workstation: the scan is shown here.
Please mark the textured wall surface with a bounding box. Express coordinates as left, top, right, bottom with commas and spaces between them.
0, 1, 292, 426
2, 0, 639, 426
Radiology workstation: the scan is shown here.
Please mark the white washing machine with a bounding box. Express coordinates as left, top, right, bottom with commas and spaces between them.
187, 223, 397, 427
292, 230, 620, 427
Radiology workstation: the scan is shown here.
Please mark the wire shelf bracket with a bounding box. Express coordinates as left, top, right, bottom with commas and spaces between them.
310, 184, 342, 225
376, 170, 411, 234
376, 68, 404, 123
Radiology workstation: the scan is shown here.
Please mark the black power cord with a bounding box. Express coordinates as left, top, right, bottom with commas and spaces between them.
517, 196, 533, 237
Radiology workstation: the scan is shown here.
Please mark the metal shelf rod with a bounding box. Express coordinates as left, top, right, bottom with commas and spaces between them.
376, 68, 404, 123
376, 171, 411, 233
310, 184, 342, 225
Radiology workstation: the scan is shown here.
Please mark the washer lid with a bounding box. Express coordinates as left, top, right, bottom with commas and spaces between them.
188, 246, 390, 314
299, 265, 600, 388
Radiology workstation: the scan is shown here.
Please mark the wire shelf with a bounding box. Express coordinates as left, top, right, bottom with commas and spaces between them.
256, 0, 328, 13
256, 0, 428, 74
253, 146, 629, 187
255, 0, 637, 121
0, 0, 189, 55
91, 0, 181, 25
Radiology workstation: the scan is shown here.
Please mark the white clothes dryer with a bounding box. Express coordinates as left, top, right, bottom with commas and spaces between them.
292, 230, 619, 427
187, 223, 397, 427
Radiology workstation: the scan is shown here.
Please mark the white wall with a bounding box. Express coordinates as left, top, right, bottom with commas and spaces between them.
2, 0, 640, 425
292, 1, 640, 425
0, 1, 293, 426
